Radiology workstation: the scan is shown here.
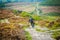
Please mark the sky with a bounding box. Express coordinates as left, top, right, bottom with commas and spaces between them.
0, 0, 60, 6
0, 0, 43, 3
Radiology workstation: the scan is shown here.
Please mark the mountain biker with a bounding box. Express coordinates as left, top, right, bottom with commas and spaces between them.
29, 17, 35, 28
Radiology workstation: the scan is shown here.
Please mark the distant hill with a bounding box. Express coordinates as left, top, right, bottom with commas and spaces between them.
40, 6, 60, 13
40, 0, 60, 6
44, 12, 60, 16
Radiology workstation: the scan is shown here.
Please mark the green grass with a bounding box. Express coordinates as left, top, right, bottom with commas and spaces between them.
36, 28, 41, 32
52, 30, 60, 39
22, 26, 29, 30
12, 10, 60, 30
22, 26, 32, 40
48, 22, 60, 30
32, 15, 42, 21
20, 11, 31, 17
35, 28, 46, 32
25, 31, 32, 40
44, 12, 60, 16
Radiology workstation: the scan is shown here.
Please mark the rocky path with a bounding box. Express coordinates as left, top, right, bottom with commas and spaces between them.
25, 26, 54, 40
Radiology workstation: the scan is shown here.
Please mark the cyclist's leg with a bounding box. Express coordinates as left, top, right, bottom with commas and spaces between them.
31, 23, 34, 28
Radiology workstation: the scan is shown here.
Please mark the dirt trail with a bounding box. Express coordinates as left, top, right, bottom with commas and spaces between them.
25, 27, 54, 40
